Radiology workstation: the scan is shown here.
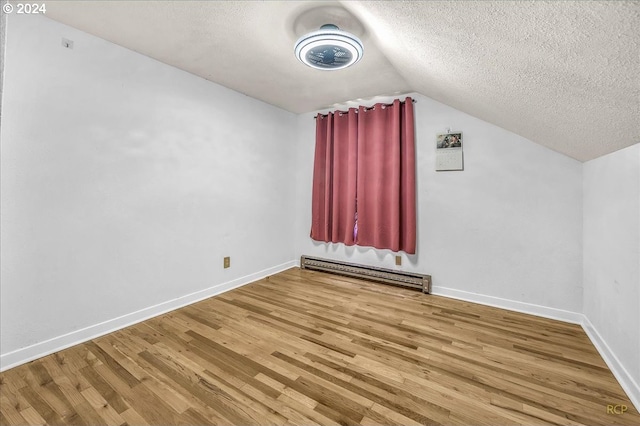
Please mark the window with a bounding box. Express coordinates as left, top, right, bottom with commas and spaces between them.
310, 97, 416, 254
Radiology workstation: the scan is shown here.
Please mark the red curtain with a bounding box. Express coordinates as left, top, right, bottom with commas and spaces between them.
310, 109, 358, 245
357, 98, 416, 253
310, 97, 416, 254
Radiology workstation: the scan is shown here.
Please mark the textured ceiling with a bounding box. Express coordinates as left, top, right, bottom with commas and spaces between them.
33, 1, 640, 161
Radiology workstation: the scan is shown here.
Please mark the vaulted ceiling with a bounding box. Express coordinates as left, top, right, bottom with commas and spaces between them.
40, 1, 640, 162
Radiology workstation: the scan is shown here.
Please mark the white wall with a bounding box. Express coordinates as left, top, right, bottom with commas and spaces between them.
583, 144, 640, 403
295, 93, 584, 315
0, 0, 6, 118
0, 14, 296, 365
1, 11, 637, 411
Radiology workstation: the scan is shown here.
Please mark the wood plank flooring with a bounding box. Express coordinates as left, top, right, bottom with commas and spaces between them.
1, 267, 638, 425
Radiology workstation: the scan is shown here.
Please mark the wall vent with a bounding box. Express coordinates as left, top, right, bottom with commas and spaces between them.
300, 256, 431, 293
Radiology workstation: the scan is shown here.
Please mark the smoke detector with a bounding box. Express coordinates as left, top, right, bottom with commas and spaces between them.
294, 24, 363, 71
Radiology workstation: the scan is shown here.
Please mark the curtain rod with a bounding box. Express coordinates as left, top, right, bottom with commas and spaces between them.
314, 98, 417, 119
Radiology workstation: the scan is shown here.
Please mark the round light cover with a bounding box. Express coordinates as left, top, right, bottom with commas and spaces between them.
294, 24, 363, 70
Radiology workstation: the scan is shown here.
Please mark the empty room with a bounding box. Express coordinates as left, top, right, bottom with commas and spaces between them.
1, 1, 639, 425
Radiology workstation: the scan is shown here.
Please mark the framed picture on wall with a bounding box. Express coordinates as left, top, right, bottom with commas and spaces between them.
436, 132, 462, 149
436, 132, 463, 171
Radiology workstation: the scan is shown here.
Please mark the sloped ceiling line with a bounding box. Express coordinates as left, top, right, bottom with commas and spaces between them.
25, 1, 640, 161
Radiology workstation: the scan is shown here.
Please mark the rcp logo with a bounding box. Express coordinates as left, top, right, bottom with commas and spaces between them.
606, 404, 627, 415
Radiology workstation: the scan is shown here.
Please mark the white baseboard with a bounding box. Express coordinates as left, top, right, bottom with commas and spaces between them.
431, 285, 639, 413
431, 285, 584, 324
581, 317, 640, 413
0, 260, 297, 372
4, 264, 638, 414
431, 285, 639, 412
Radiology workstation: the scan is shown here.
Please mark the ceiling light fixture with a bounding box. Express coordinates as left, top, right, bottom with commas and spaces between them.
294, 24, 363, 71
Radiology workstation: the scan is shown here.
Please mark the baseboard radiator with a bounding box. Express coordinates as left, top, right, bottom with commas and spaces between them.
300, 256, 432, 294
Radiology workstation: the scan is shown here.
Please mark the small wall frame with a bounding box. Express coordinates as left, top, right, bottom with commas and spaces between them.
435, 132, 463, 171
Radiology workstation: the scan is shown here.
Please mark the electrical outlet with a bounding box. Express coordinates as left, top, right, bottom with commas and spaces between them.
395, 255, 402, 266
223, 256, 230, 268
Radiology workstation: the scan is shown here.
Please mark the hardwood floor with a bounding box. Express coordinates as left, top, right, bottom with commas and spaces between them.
1, 267, 638, 425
